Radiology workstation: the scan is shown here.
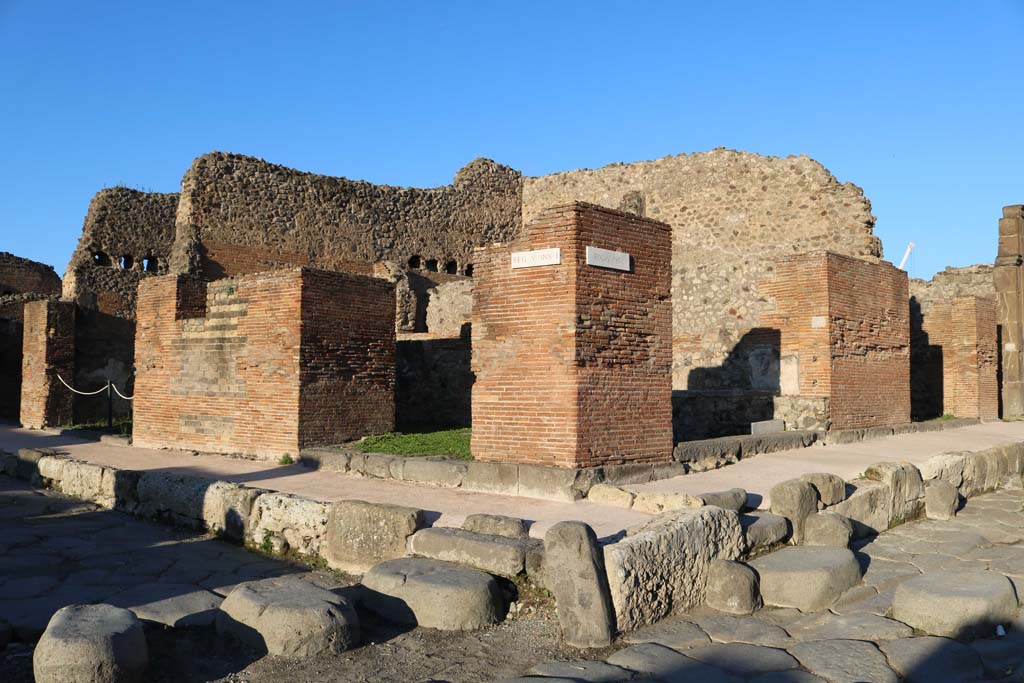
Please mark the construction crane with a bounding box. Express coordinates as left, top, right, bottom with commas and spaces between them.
898, 242, 915, 271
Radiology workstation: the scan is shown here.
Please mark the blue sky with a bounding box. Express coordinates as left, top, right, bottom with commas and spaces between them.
1, 1, 1022, 279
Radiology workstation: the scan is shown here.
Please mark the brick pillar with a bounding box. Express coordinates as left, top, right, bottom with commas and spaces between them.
995, 205, 1024, 418
20, 300, 75, 428
472, 202, 673, 468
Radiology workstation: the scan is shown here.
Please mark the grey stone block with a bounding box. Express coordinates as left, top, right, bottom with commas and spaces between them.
407, 527, 527, 577
33, 604, 147, 683
740, 512, 789, 552
462, 461, 518, 495
829, 479, 893, 537
544, 521, 615, 648
297, 448, 351, 473
769, 479, 818, 543
673, 437, 742, 464
217, 576, 359, 656
401, 457, 467, 487
518, 464, 600, 501
892, 571, 1018, 638
106, 583, 223, 628
800, 472, 846, 506
825, 428, 864, 444
586, 483, 636, 508
864, 461, 925, 526
750, 547, 862, 611
462, 513, 528, 539
325, 500, 425, 574
705, 559, 761, 615
750, 419, 785, 435
788, 639, 899, 683
361, 453, 402, 479
802, 512, 853, 547
362, 558, 504, 630
16, 447, 52, 482
880, 636, 984, 683
699, 488, 748, 511
924, 479, 958, 520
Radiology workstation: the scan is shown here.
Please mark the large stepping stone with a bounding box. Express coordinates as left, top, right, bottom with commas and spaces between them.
216, 576, 359, 656
407, 527, 528, 577
361, 558, 504, 630
106, 583, 222, 627
750, 547, 862, 611
879, 636, 984, 683
892, 570, 1018, 638
33, 604, 147, 683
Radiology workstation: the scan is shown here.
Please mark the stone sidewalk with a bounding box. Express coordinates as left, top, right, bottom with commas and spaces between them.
4, 421, 1024, 537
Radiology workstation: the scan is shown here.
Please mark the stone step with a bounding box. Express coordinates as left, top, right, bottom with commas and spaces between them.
891, 570, 1018, 638
407, 527, 534, 577
750, 547, 862, 611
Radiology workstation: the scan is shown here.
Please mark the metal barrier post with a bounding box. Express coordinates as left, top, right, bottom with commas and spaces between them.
107, 382, 113, 432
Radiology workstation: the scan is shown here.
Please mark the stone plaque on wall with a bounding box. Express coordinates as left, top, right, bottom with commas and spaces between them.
511, 247, 561, 269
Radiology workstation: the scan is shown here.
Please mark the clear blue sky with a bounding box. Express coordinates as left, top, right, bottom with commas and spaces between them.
2, 1, 1022, 279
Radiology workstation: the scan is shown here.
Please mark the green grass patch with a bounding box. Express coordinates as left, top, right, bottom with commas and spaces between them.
355, 428, 472, 460
66, 417, 132, 436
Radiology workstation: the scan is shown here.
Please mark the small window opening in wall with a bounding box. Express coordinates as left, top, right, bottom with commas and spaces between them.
92, 252, 111, 267
463, 264, 474, 277
425, 258, 438, 272
143, 256, 158, 273
407, 255, 421, 269
443, 260, 458, 274
120, 255, 133, 270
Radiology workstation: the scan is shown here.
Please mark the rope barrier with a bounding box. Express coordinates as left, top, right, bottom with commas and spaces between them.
112, 384, 134, 401
57, 374, 110, 396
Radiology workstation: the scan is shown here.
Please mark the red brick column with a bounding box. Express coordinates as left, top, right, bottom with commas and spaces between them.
20, 300, 76, 429
927, 297, 998, 419
472, 202, 673, 468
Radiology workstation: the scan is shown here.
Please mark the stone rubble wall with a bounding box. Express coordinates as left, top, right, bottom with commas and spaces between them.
909, 264, 995, 311
0, 252, 61, 298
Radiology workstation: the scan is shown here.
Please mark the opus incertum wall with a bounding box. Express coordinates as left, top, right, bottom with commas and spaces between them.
133, 268, 396, 459
471, 202, 673, 468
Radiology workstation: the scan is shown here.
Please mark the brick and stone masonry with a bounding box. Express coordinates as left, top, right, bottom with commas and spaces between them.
132, 268, 395, 459
20, 300, 76, 429
471, 202, 673, 468
995, 204, 1024, 417
763, 252, 910, 431
920, 297, 998, 419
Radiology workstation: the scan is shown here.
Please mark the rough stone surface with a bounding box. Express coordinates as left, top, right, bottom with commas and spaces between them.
586, 483, 636, 508
769, 479, 818, 543
631, 490, 703, 514
462, 513, 528, 539
216, 576, 359, 656
925, 478, 959, 520
33, 604, 147, 683
527, 659, 632, 682
800, 472, 846, 505
750, 547, 862, 611
788, 639, 899, 683
802, 512, 854, 547
323, 499, 424, 574
622, 619, 712, 649
892, 570, 1018, 638
543, 521, 615, 649
918, 452, 967, 487
699, 488, 749, 511
361, 558, 504, 630
407, 527, 527, 577
794, 613, 914, 642
603, 506, 745, 630
705, 560, 762, 615
685, 642, 798, 675
247, 492, 329, 558
880, 636, 984, 683
864, 461, 925, 525
740, 512, 789, 553
829, 479, 893, 537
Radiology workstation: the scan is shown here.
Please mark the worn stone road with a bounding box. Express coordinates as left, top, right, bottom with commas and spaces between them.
507, 488, 1024, 683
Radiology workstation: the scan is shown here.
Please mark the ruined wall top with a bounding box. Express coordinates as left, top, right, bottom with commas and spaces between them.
63, 187, 179, 318
0, 252, 61, 298
170, 151, 523, 279
909, 264, 994, 312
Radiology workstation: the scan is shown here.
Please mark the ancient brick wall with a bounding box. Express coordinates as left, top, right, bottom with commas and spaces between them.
0, 252, 61, 297
298, 269, 395, 447
20, 300, 75, 429
919, 297, 998, 419
63, 188, 179, 318
396, 335, 473, 430
170, 152, 522, 280
472, 202, 672, 467
0, 294, 57, 419
910, 265, 994, 310
133, 268, 394, 458
762, 252, 909, 431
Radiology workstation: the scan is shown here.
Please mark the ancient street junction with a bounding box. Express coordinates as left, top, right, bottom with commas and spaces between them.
2, 148, 1024, 682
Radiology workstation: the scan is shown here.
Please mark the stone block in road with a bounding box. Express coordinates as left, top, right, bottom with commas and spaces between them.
324, 499, 424, 574
361, 558, 504, 630
892, 570, 1018, 638
33, 604, 147, 683
407, 527, 528, 577
705, 559, 761, 615
544, 521, 615, 648
750, 547, 862, 612
217, 576, 359, 656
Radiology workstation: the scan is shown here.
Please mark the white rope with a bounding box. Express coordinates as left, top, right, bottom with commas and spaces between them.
112, 384, 134, 401
57, 374, 110, 396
